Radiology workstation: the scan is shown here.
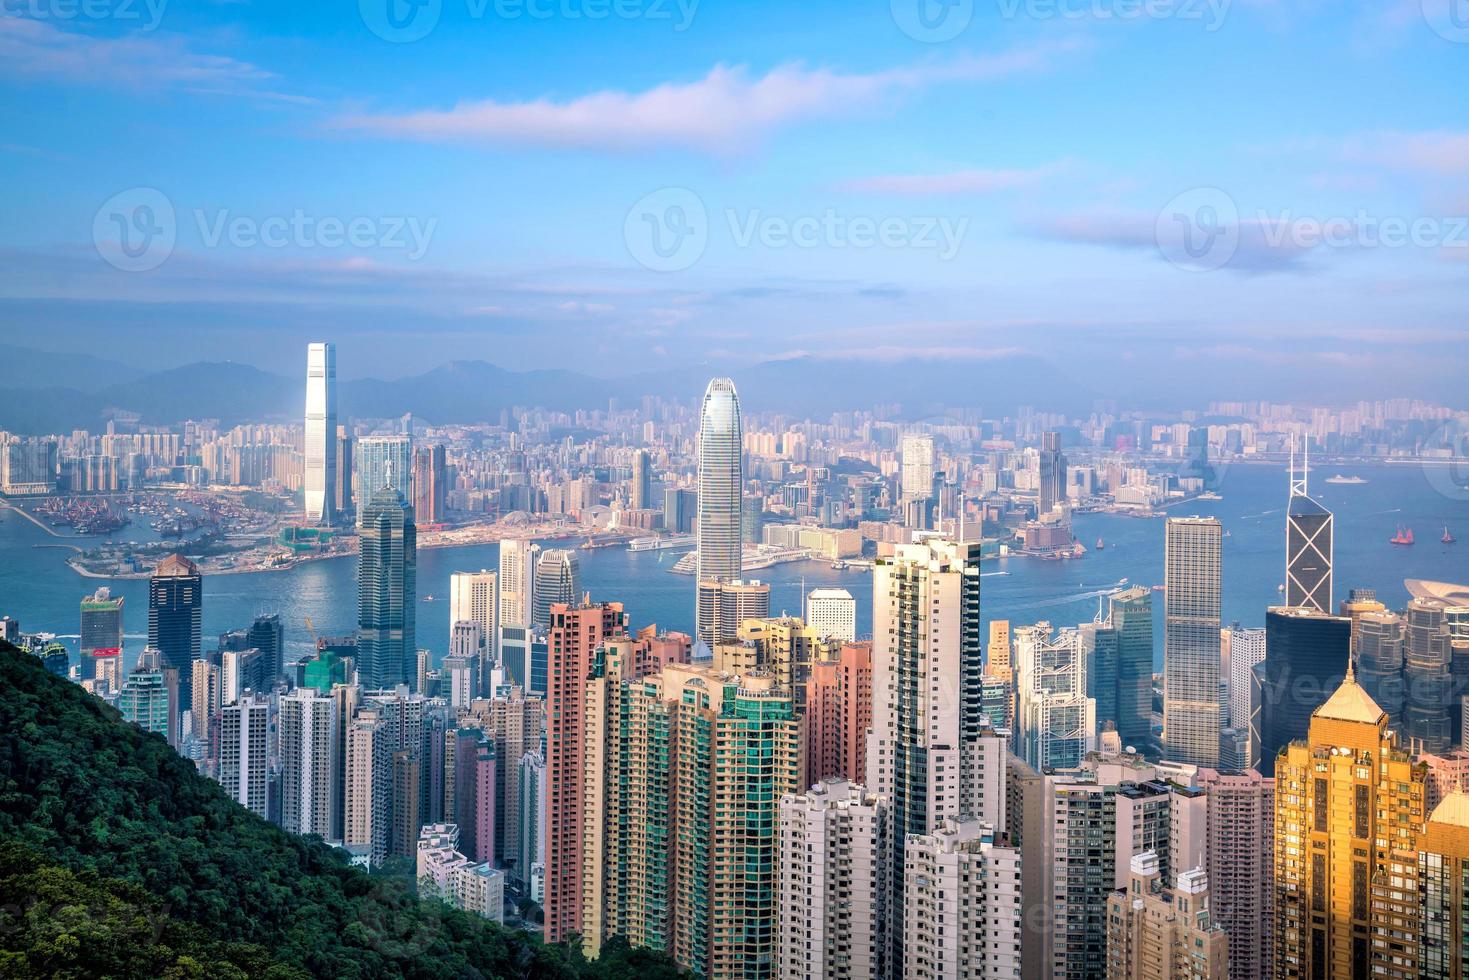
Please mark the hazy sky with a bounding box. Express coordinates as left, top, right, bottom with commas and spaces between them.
0, 0, 1466, 386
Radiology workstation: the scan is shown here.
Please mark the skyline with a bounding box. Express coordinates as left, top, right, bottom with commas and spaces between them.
1, 2, 1467, 390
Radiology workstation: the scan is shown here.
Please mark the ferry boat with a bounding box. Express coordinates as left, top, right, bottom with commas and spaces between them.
1391, 526, 1414, 546
1325, 474, 1368, 485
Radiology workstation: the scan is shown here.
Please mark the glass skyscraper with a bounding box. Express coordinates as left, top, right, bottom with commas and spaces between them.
357, 486, 416, 689
694, 377, 742, 648
1162, 517, 1222, 766
532, 549, 580, 628
303, 342, 337, 525
147, 554, 201, 712
1285, 442, 1333, 612
355, 435, 413, 526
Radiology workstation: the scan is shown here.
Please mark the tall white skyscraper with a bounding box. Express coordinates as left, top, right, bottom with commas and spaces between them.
498, 539, 538, 630
450, 569, 499, 665
805, 587, 856, 643
1013, 621, 1096, 771
695, 377, 742, 648
903, 818, 1022, 980
303, 342, 337, 525
1163, 517, 1224, 766
900, 433, 934, 501
219, 694, 271, 819
278, 687, 341, 839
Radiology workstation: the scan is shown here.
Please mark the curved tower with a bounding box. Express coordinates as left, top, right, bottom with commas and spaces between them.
695, 378, 742, 647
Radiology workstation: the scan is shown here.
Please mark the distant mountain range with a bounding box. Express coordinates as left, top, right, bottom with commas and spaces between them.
0, 345, 1092, 433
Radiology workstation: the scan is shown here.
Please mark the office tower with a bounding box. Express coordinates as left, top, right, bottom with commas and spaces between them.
1014, 622, 1096, 770
355, 435, 412, 522
498, 539, 537, 629
148, 554, 202, 713
663, 485, 697, 534
247, 612, 284, 686
1406, 597, 1456, 753
1272, 668, 1424, 979
695, 377, 743, 646
1421, 792, 1469, 980
776, 780, 888, 980
451, 729, 496, 864
697, 578, 771, 648
1351, 608, 1410, 725
219, 695, 271, 819
806, 587, 856, 643
78, 586, 124, 684
517, 750, 546, 896
867, 536, 998, 976
117, 648, 170, 736
805, 641, 873, 784
1285, 438, 1332, 612
442, 654, 477, 708
1106, 587, 1153, 752
544, 601, 627, 945
303, 342, 337, 525
412, 443, 447, 526
1080, 618, 1118, 736
742, 493, 764, 543
1340, 587, 1388, 651
630, 448, 652, 510
345, 707, 392, 867
357, 486, 416, 690
532, 549, 579, 628
278, 688, 341, 839
1105, 854, 1228, 979
987, 619, 1012, 680
1037, 430, 1066, 515
900, 432, 935, 500
334, 425, 354, 519
1195, 768, 1274, 980
1224, 625, 1265, 758
1163, 517, 1222, 766
219, 646, 265, 706
1253, 606, 1352, 774
903, 818, 1022, 980
450, 568, 498, 680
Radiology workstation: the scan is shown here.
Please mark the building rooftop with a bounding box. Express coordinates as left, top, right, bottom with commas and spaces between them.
1431, 791, 1469, 829
1313, 670, 1386, 726
153, 553, 199, 577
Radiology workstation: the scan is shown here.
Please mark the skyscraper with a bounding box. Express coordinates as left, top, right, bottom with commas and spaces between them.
1194, 767, 1274, 980
1420, 792, 1469, 980
412, 443, 447, 526
532, 549, 579, 628
1037, 430, 1067, 515
866, 535, 999, 976
450, 569, 498, 676
498, 539, 537, 629
903, 818, 1023, 980
148, 554, 202, 713
219, 694, 271, 819
1163, 517, 1222, 766
695, 578, 770, 648
900, 433, 935, 529
278, 687, 341, 840
303, 342, 337, 525
1108, 585, 1155, 752
357, 486, 416, 690
1013, 622, 1096, 770
1285, 438, 1333, 612
1253, 606, 1352, 775
695, 378, 742, 648
805, 587, 856, 643
1105, 854, 1228, 979
334, 425, 354, 520
630, 448, 652, 510
79, 586, 124, 685
1272, 668, 1424, 978
355, 435, 412, 525
247, 612, 284, 686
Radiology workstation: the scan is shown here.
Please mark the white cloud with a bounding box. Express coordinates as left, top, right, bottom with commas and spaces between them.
838, 162, 1068, 196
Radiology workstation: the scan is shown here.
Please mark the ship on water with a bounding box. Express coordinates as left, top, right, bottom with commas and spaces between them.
1325, 474, 1368, 485
1444, 526, 1457, 545
1391, 526, 1415, 546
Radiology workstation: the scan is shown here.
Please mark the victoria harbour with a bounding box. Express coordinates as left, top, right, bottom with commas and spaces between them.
6, 461, 1464, 673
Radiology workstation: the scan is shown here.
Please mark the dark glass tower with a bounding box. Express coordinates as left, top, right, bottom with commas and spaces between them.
247, 613, 284, 685
148, 554, 202, 712
357, 487, 416, 690
1253, 606, 1352, 775
1109, 585, 1155, 752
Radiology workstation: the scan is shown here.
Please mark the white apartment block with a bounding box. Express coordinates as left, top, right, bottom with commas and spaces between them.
902, 818, 1021, 980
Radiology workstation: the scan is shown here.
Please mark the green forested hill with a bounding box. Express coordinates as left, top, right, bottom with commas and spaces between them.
0, 643, 681, 979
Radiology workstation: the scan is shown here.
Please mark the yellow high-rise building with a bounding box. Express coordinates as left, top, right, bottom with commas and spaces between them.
1272, 665, 1425, 979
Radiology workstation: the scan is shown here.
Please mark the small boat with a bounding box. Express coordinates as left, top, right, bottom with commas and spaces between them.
422, 594, 437, 602
1325, 474, 1367, 485
1445, 527, 1457, 545
1391, 526, 1414, 546
1096, 538, 1105, 550
1277, 583, 1285, 593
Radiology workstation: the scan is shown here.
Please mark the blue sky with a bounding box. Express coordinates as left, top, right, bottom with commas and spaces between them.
0, 0, 1466, 397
